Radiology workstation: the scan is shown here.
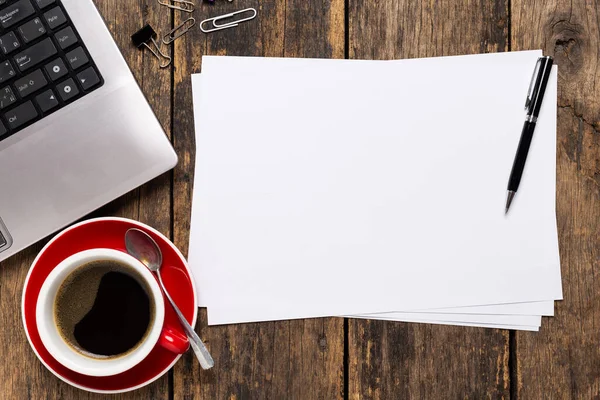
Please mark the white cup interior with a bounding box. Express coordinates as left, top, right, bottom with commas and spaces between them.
36, 249, 165, 377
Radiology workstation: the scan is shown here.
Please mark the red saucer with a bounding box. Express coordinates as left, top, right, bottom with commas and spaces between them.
22, 217, 198, 393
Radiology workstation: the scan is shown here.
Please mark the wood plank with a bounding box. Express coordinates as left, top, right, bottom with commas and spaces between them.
512, 1, 600, 397
347, 1, 511, 398
171, 1, 345, 398
0, 0, 173, 398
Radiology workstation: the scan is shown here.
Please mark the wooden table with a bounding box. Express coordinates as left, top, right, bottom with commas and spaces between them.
0, 0, 598, 398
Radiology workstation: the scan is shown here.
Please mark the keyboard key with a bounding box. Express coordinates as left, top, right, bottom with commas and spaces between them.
18, 17, 45, 43
65, 47, 88, 70
4, 101, 37, 129
54, 26, 77, 49
0, 60, 15, 83
44, 58, 66, 81
0, 122, 6, 139
35, 89, 58, 112
14, 37, 57, 71
0, 86, 16, 110
0, 0, 35, 29
35, 0, 55, 9
77, 67, 100, 90
56, 78, 78, 101
15, 69, 47, 97
0, 32, 20, 54
43, 6, 66, 29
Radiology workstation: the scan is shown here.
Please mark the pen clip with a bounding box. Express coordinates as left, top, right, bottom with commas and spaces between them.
525, 58, 542, 112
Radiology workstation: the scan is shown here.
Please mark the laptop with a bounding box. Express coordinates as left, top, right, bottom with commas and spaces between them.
0, 0, 177, 262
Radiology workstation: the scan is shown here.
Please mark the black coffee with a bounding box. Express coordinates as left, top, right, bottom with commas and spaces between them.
54, 260, 155, 359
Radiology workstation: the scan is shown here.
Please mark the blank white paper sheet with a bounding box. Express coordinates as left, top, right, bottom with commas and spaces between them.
189, 50, 562, 327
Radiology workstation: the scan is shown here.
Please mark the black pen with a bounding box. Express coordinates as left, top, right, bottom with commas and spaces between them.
505, 56, 554, 214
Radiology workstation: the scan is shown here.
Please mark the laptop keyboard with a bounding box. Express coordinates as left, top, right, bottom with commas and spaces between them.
0, 0, 103, 143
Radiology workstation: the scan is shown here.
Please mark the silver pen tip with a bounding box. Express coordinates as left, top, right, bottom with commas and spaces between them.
505, 191, 516, 214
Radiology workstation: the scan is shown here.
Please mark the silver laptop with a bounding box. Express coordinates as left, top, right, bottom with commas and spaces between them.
0, 0, 177, 262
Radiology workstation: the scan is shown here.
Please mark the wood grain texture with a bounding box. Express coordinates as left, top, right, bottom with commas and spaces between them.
347, 1, 511, 399
512, 0, 600, 398
349, 0, 508, 60
0, 0, 172, 398
171, 1, 345, 399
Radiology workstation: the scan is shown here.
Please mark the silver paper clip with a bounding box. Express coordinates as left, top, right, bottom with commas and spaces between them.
200, 8, 257, 33
163, 17, 196, 45
158, 0, 195, 12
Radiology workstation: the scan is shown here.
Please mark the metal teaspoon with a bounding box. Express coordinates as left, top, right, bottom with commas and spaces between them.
125, 228, 214, 370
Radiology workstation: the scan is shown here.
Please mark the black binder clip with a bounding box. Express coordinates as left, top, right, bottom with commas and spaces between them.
132, 24, 172, 69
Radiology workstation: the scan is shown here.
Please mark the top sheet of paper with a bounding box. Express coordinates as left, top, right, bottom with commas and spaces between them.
189, 51, 562, 325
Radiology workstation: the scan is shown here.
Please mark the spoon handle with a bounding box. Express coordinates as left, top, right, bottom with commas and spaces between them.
157, 271, 215, 370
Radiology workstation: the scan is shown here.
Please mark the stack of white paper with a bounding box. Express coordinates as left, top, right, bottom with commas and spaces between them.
188, 50, 562, 331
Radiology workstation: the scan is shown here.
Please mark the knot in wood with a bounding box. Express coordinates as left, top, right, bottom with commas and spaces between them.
550, 19, 584, 75
319, 336, 327, 350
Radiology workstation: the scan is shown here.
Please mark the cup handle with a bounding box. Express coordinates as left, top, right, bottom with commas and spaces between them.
158, 325, 190, 354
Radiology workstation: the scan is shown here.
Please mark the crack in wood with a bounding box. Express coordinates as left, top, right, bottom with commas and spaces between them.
577, 117, 584, 171
558, 104, 600, 135
558, 104, 600, 189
